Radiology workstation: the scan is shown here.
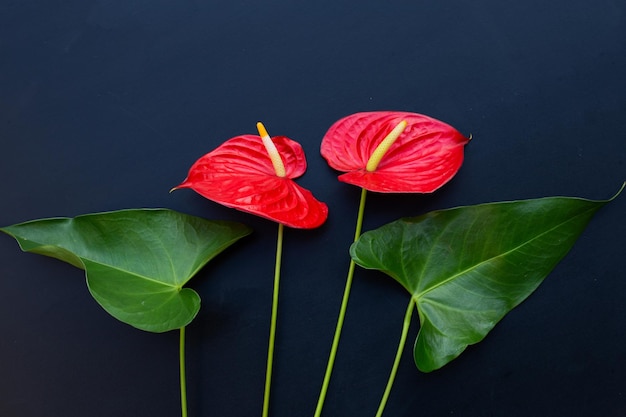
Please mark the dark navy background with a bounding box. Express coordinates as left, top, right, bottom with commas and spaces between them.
1, 1, 625, 416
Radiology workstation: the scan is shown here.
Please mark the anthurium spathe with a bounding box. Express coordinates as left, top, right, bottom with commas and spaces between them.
174, 123, 328, 229
321, 111, 470, 193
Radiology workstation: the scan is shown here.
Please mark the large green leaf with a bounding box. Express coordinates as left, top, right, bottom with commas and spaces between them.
350, 193, 617, 372
1, 209, 251, 332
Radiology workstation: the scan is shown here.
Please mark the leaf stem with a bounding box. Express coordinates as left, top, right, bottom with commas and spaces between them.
263, 222, 284, 417
374, 298, 415, 417
180, 326, 188, 417
314, 187, 368, 417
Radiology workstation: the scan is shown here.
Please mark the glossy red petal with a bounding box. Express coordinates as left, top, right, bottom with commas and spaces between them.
176, 135, 328, 229
195, 134, 308, 179
321, 111, 470, 193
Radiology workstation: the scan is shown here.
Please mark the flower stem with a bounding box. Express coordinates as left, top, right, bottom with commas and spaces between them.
314, 187, 368, 417
263, 222, 284, 417
180, 326, 188, 417
374, 298, 415, 417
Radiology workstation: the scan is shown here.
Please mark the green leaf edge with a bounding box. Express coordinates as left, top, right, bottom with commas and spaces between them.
350, 183, 624, 372
0, 208, 253, 333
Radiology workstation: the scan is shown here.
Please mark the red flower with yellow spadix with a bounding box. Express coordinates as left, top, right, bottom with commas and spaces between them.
313, 111, 470, 417
174, 122, 328, 229
321, 111, 470, 193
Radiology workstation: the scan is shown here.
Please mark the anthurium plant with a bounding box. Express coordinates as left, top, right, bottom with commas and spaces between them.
172, 121, 328, 417
1, 111, 622, 417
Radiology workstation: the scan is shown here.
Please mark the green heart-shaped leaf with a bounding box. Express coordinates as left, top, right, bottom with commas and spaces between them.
1, 209, 251, 332
350, 192, 618, 372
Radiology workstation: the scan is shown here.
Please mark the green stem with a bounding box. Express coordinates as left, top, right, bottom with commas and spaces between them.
262, 223, 284, 417
374, 298, 415, 417
314, 188, 368, 417
180, 326, 188, 417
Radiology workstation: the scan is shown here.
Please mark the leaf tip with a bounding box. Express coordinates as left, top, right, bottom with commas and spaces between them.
611, 181, 626, 200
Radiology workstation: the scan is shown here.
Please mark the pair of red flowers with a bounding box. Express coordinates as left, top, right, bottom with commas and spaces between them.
175, 111, 470, 227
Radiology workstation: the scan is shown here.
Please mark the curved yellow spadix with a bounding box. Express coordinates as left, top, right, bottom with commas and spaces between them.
257, 121, 286, 177
365, 120, 408, 172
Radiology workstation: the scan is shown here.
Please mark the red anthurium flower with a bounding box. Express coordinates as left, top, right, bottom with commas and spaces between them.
174, 123, 328, 229
321, 111, 470, 193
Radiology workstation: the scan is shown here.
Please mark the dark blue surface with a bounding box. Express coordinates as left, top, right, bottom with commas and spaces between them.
1, 1, 625, 416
